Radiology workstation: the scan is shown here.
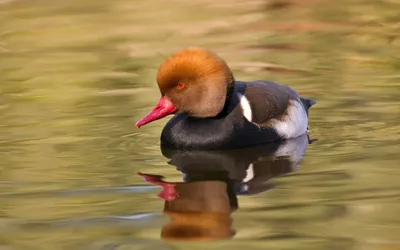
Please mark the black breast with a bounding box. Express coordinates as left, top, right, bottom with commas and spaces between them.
161, 114, 235, 149
160, 82, 283, 150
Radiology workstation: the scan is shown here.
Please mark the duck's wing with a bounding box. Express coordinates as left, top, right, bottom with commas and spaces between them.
240, 80, 297, 124
239, 80, 314, 138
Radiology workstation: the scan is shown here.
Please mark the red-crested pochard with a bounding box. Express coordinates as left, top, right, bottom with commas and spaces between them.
136, 47, 316, 149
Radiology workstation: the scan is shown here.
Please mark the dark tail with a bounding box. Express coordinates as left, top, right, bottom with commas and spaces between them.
300, 97, 316, 109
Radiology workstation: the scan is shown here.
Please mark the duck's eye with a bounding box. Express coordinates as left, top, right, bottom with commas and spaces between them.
176, 82, 185, 89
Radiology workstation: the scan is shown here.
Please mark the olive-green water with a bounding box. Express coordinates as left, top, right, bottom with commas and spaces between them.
1, 0, 399, 249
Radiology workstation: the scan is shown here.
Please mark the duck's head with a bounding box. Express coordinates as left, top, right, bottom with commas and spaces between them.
136, 47, 235, 128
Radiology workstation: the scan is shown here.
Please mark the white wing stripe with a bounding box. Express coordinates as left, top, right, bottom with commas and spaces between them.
238, 93, 252, 122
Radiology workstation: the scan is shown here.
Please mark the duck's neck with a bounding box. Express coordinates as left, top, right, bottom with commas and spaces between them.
215, 81, 235, 118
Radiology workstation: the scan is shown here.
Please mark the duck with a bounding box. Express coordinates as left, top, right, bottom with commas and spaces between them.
136, 47, 316, 150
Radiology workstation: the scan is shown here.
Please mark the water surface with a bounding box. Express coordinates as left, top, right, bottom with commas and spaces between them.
1, 0, 399, 249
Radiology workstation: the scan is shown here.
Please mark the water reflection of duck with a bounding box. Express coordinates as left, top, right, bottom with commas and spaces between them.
138, 134, 310, 241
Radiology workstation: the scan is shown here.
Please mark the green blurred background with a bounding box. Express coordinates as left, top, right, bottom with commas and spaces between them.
0, 0, 399, 249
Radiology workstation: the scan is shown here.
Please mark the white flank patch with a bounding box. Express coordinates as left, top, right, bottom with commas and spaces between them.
238, 93, 252, 122
243, 163, 254, 183
272, 99, 308, 139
